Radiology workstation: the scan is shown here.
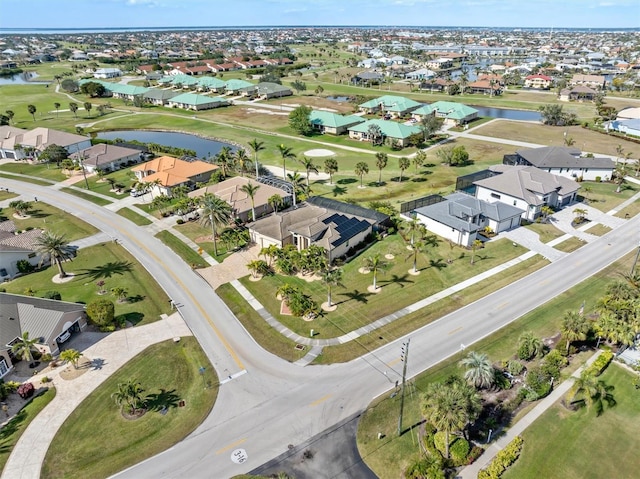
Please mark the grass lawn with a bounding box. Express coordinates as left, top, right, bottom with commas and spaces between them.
578, 181, 638, 213
173, 221, 236, 262
0, 162, 66, 182
59, 187, 113, 206
155, 230, 209, 269
524, 222, 565, 243
240, 234, 524, 339
216, 283, 307, 363
553, 236, 585, 253
503, 364, 640, 479
356, 252, 635, 479
41, 337, 218, 479
0, 388, 56, 475
12, 202, 99, 241
0, 190, 18, 201
2, 242, 170, 325
116, 207, 152, 226
614, 200, 640, 219
583, 223, 612, 236
0, 172, 52, 186
85, 167, 138, 198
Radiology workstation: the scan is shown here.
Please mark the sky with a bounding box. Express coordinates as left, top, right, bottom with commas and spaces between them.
1, 0, 639, 30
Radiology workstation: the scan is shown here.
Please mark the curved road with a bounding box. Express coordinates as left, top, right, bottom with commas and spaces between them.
4, 177, 639, 478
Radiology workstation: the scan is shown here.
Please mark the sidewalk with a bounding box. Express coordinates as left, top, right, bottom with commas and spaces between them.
1, 313, 192, 479
457, 350, 603, 479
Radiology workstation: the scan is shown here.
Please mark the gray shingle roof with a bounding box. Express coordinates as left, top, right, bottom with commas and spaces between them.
515, 146, 614, 169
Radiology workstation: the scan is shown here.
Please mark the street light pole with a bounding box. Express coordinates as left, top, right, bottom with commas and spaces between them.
397, 338, 410, 436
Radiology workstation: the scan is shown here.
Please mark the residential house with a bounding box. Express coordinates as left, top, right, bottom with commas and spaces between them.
0, 127, 91, 160
248, 197, 389, 261
410, 192, 523, 247
69, 143, 143, 173
188, 177, 292, 223
93, 68, 122, 79
348, 119, 421, 147
358, 95, 422, 118
0, 293, 87, 378
559, 85, 598, 102
224, 79, 254, 95
426, 58, 454, 70
309, 110, 364, 135
167, 92, 230, 111
0, 126, 28, 159
419, 78, 456, 94
570, 74, 607, 89
524, 74, 553, 89
132, 156, 219, 196
466, 79, 503, 96
404, 68, 437, 81
142, 88, 180, 106
473, 165, 580, 221
107, 83, 150, 101
412, 101, 478, 126
606, 118, 640, 138
504, 146, 615, 181
351, 71, 384, 86
248, 82, 293, 99
0, 221, 44, 280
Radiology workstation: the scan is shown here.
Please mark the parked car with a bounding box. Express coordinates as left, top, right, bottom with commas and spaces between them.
130, 189, 144, 197
57, 330, 71, 343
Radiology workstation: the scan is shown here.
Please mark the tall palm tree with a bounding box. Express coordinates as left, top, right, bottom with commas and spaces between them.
398, 156, 410, 182
613, 162, 627, 193
320, 268, 343, 308
363, 254, 387, 290
215, 146, 235, 178
299, 156, 319, 188
27, 104, 37, 121
324, 157, 338, 184
470, 239, 483, 265
240, 182, 260, 222
69, 102, 78, 119
199, 193, 233, 256
375, 152, 388, 185
54, 102, 61, 118
248, 139, 265, 178
268, 194, 283, 214
459, 351, 494, 389
561, 310, 590, 355
569, 371, 616, 416
34, 231, 75, 278
403, 216, 424, 247
234, 149, 252, 177
354, 161, 369, 187
277, 144, 297, 179
11, 332, 38, 367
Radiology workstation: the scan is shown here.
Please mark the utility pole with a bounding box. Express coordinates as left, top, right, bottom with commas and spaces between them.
397, 338, 410, 436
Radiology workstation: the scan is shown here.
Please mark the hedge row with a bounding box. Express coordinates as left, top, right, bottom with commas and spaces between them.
477, 436, 524, 479
584, 350, 614, 377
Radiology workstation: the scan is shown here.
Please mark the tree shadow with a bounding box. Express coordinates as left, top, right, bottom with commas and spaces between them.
336, 289, 371, 305
429, 258, 448, 270
77, 261, 133, 280
127, 294, 145, 304
0, 410, 27, 440
337, 178, 356, 185
380, 273, 414, 288
369, 181, 386, 187
27, 209, 48, 219
116, 312, 144, 326
331, 185, 347, 197
145, 388, 180, 412
423, 163, 436, 168
390, 177, 408, 183
411, 177, 427, 182
418, 170, 433, 176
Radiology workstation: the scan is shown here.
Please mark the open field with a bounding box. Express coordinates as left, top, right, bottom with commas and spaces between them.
2, 242, 171, 326
356, 252, 635, 479
503, 364, 639, 479
41, 338, 218, 479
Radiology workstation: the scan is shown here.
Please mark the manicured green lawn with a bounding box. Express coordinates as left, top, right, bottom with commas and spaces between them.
155, 230, 209, 269
503, 364, 640, 479
173, 221, 237, 262
85, 167, 138, 198
0, 389, 56, 475
3, 242, 171, 325
554, 237, 585, 253
0, 172, 51, 185
12, 202, 99, 241
116, 207, 152, 226
41, 338, 218, 479
525, 222, 565, 243
356, 253, 635, 479
578, 181, 638, 213
240, 234, 523, 338
59, 187, 113, 206
0, 190, 18, 201
0, 162, 65, 182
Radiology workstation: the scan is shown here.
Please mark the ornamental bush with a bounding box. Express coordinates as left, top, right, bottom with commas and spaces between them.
86, 298, 116, 329
585, 350, 614, 377
449, 437, 471, 466
17, 382, 35, 399
478, 436, 524, 479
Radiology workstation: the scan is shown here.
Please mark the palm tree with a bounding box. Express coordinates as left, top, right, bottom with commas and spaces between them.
320, 268, 343, 308
375, 152, 388, 185
240, 182, 261, 222
355, 161, 369, 187
34, 231, 75, 278
234, 149, 252, 177
277, 144, 296, 179
5, 110, 15, 125
69, 102, 78, 119
540, 205, 554, 223
459, 351, 494, 389
248, 139, 265, 178
569, 371, 616, 416
54, 102, 61, 118
403, 216, 424, 247
111, 287, 128, 303
259, 244, 279, 267
299, 156, 319, 188
199, 193, 233, 256
363, 254, 387, 291
324, 157, 338, 185
9, 200, 31, 217
111, 379, 146, 415
215, 146, 235, 178
573, 208, 588, 224
613, 162, 627, 193
27, 104, 37, 121
414, 151, 426, 176
268, 194, 284, 214
247, 259, 269, 279
398, 156, 410, 182
561, 310, 590, 355
517, 331, 543, 360
60, 348, 83, 369
11, 332, 38, 367
470, 239, 483, 265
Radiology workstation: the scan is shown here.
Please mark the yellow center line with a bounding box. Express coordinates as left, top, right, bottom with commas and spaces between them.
216, 438, 247, 455
80, 205, 245, 370
387, 358, 401, 367
310, 394, 332, 407
497, 302, 509, 310
448, 326, 463, 335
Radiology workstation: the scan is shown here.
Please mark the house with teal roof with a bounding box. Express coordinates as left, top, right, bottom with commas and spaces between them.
358, 95, 423, 118
412, 101, 478, 126
106, 83, 149, 101
348, 119, 421, 147
143, 88, 179, 106
224, 79, 254, 95
197, 76, 227, 93
167, 92, 230, 111
309, 110, 365, 135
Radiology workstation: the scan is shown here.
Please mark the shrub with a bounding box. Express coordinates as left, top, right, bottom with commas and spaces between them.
176, 219, 185, 225
507, 360, 525, 376
42, 290, 62, 300
86, 298, 116, 328
17, 382, 35, 399
525, 366, 552, 399
517, 342, 532, 361
584, 350, 614, 377
478, 436, 524, 479
450, 437, 471, 466
41, 353, 53, 362
541, 349, 568, 379
595, 176, 601, 182
0, 381, 7, 400
467, 445, 485, 465
16, 259, 35, 274
4, 381, 20, 393
41, 376, 52, 383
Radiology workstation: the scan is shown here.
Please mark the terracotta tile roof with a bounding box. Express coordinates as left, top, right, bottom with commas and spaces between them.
133, 156, 218, 187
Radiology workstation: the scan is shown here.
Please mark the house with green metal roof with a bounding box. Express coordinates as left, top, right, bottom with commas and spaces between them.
224, 79, 254, 94
197, 76, 227, 93
244, 82, 293, 99
167, 92, 230, 111
358, 95, 423, 118
143, 88, 180, 106
309, 110, 365, 135
412, 101, 479, 126
348, 119, 421, 147
106, 83, 149, 101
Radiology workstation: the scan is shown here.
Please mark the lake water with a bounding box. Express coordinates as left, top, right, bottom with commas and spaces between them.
0, 72, 49, 85
472, 106, 541, 121
95, 130, 237, 159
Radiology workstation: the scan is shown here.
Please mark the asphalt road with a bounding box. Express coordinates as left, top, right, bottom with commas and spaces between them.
6, 178, 639, 479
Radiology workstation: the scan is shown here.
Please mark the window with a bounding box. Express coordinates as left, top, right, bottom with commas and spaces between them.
28, 253, 36, 258
0, 357, 9, 377
491, 193, 501, 200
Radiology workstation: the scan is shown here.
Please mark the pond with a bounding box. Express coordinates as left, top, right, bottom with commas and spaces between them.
326, 96, 351, 102
95, 130, 238, 159
0, 72, 49, 85
472, 106, 541, 122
